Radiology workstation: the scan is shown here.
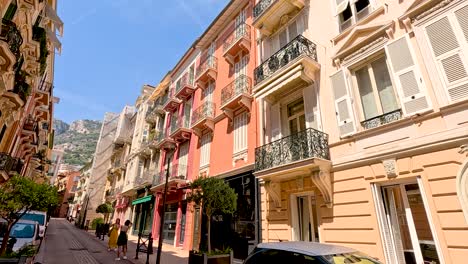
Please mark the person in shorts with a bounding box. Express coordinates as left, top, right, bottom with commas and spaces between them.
116, 220, 132, 260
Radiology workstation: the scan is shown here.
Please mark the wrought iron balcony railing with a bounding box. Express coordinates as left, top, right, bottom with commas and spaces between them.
160, 92, 169, 106
0, 153, 15, 174
255, 128, 330, 172
176, 72, 195, 93
196, 56, 218, 79
361, 109, 402, 130
254, 35, 317, 85
221, 75, 252, 106
253, 0, 274, 19
0, 19, 23, 59
23, 117, 37, 131
191, 102, 215, 127
223, 23, 251, 52
10, 158, 23, 175
170, 163, 188, 180
170, 115, 190, 135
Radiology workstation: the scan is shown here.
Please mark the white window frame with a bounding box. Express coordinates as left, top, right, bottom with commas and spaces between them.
337, 0, 374, 32
350, 53, 401, 122
267, 11, 305, 57
233, 111, 248, 155
290, 191, 321, 242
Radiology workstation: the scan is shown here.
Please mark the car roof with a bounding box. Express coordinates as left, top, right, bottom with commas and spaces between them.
15, 220, 38, 225
256, 242, 357, 256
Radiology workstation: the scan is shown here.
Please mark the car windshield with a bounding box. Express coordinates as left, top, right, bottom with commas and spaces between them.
10, 223, 35, 238
322, 252, 381, 264
20, 213, 45, 226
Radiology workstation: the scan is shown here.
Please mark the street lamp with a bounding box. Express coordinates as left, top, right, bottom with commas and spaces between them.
156, 157, 171, 264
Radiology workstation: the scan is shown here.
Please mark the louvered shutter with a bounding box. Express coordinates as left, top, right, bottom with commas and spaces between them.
385, 36, 430, 116
270, 103, 282, 141
425, 15, 468, 102
331, 70, 356, 137
178, 142, 189, 178
302, 85, 318, 130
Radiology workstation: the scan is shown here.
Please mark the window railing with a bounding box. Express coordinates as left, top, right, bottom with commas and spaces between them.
255, 128, 330, 171
254, 35, 317, 85
171, 163, 188, 180
191, 102, 215, 126
0, 153, 15, 174
170, 115, 190, 134
221, 75, 252, 106
196, 56, 217, 79
1, 19, 23, 60
177, 72, 195, 93
223, 23, 251, 52
361, 109, 402, 130
253, 0, 275, 19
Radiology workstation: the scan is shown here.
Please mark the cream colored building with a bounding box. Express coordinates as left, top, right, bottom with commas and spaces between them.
254, 0, 468, 263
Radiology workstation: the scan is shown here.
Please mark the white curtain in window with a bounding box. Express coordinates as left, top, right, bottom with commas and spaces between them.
356, 68, 379, 119
372, 58, 399, 113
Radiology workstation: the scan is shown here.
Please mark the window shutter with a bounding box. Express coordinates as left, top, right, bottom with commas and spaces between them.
279, 30, 288, 48
178, 142, 189, 177
288, 20, 298, 41
270, 103, 282, 141
331, 70, 356, 137
385, 36, 430, 116
302, 85, 318, 130
424, 10, 468, 103
233, 112, 248, 153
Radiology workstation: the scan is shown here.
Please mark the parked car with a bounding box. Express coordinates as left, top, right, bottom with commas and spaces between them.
0, 220, 41, 253
18, 210, 47, 238
244, 242, 382, 264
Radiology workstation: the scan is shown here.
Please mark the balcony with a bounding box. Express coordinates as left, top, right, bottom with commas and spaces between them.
23, 117, 38, 132
0, 18, 23, 60
196, 56, 217, 90
255, 128, 330, 175
151, 164, 188, 192
253, 35, 319, 97
134, 170, 154, 187
146, 101, 164, 123
220, 75, 252, 120
175, 72, 196, 100
170, 115, 191, 143
361, 109, 403, 130
170, 163, 188, 181
253, 0, 305, 37
155, 129, 176, 151
163, 87, 181, 112
223, 23, 251, 65
0, 153, 14, 180
191, 102, 215, 137
10, 158, 23, 175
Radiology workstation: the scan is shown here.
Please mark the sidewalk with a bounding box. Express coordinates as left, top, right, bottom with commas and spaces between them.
85, 230, 188, 264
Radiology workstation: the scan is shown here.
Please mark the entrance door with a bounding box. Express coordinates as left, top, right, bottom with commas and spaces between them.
293, 194, 319, 242
379, 183, 441, 264
162, 203, 178, 245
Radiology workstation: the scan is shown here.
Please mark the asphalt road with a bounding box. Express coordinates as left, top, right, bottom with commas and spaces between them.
34, 218, 132, 264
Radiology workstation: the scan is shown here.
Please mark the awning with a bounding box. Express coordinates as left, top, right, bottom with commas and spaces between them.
131, 195, 153, 205
45, 3, 64, 36
45, 27, 62, 54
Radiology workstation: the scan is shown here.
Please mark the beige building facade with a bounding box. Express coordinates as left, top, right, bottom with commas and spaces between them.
255, 0, 468, 263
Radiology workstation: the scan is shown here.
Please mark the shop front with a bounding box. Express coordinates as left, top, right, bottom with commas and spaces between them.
131, 192, 154, 236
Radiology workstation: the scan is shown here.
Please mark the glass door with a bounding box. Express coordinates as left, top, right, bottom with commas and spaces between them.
380, 183, 441, 264
163, 203, 178, 245
295, 194, 319, 242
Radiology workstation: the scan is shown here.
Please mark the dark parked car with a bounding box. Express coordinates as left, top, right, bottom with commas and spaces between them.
244, 242, 382, 264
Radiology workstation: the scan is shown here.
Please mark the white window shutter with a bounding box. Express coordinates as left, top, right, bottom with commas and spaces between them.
302, 85, 318, 130
385, 36, 431, 116
270, 103, 282, 141
455, 5, 468, 43
331, 70, 356, 137
425, 15, 468, 102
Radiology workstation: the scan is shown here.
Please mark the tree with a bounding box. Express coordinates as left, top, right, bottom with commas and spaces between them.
187, 177, 237, 254
95, 203, 113, 223
0, 175, 59, 255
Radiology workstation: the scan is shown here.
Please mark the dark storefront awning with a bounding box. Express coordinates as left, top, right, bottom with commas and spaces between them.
132, 195, 152, 205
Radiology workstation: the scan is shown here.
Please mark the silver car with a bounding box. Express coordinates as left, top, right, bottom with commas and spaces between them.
244, 242, 382, 264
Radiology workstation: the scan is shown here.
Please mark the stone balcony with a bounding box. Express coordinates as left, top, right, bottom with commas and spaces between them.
175, 72, 196, 100
191, 101, 215, 137
220, 74, 252, 120
196, 55, 217, 90
223, 23, 251, 65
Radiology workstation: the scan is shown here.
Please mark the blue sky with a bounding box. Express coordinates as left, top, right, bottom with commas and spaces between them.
53, 0, 228, 123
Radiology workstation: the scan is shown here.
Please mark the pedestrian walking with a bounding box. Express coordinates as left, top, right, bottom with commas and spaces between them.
116, 220, 132, 261
108, 218, 120, 252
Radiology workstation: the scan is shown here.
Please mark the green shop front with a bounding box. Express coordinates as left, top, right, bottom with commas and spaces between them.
131, 192, 154, 236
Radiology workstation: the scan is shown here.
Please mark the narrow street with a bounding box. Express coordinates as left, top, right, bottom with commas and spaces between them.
35, 218, 132, 264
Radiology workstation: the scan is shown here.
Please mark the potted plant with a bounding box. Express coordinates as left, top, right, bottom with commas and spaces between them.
187, 176, 237, 264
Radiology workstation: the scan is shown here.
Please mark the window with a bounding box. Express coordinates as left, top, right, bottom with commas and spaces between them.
233, 112, 248, 154
0, 125, 6, 145
423, 4, 468, 103
269, 14, 304, 56
287, 98, 306, 135
199, 133, 211, 168
353, 56, 400, 120
337, 0, 371, 32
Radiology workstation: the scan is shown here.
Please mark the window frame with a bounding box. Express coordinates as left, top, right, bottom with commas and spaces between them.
233, 111, 248, 155
338, 0, 373, 32
349, 53, 401, 123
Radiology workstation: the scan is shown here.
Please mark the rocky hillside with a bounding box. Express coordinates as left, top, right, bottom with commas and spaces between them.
53, 119, 102, 166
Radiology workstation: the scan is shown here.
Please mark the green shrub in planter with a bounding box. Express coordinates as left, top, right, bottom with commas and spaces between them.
90, 217, 104, 230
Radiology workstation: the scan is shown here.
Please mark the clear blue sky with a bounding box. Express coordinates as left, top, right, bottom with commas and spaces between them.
54, 0, 228, 123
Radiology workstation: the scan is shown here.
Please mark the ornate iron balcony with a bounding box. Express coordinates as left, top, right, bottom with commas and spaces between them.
170, 115, 190, 135
255, 128, 330, 172
221, 75, 252, 106
253, 0, 274, 19
361, 109, 403, 130
0, 19, 23, 59
0, 152, 15, 174
176, 72, 195, 93
191, 102, 215, 127
254, 35, 317, 85
223, 23, 251, 52
170, 163, 188, 180
196, 56, 217, 80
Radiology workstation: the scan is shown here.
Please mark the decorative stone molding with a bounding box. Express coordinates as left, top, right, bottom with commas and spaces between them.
2, 71, 15, 91
459, 144, 468, 155
382, 159, 398, 178
457, 157, 468, 224
232, 150, 248, 166
342, 36, 388, 64
311, 166, 333, 208
265, 181, 282, 211
296, 177, 304, 191
412, 0, 455, 23
0, 97, 20, 125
